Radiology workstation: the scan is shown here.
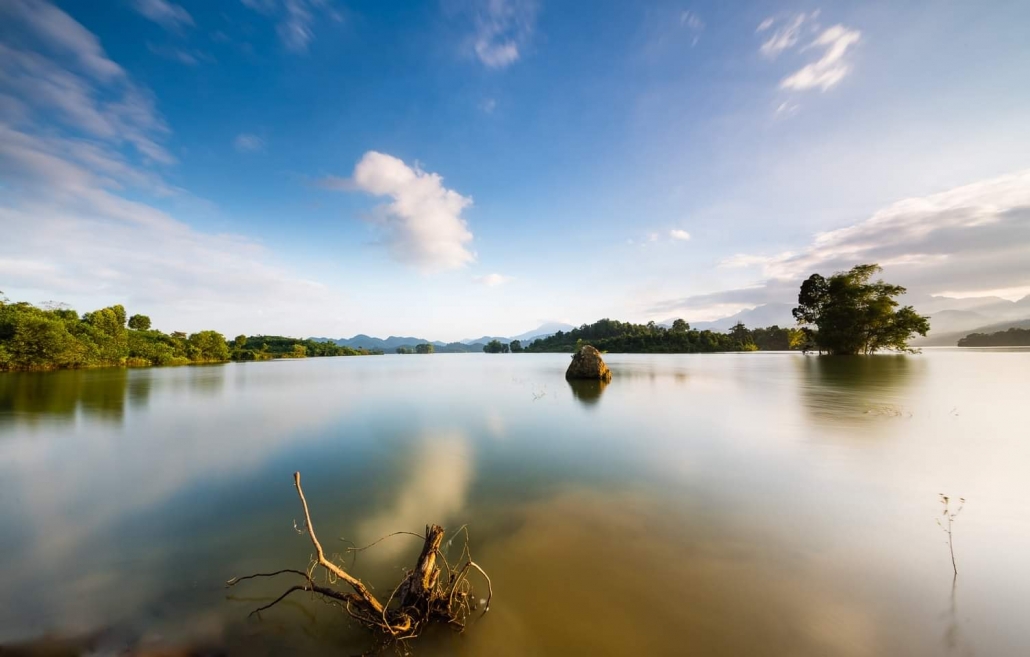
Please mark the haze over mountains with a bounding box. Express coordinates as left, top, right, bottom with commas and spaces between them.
314, 294, 1030, 351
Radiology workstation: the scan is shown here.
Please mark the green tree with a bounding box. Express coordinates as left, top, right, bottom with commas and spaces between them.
415, 343, 435, 354
671, 319, 689, 333
483, 339, 504, 353
128, 314, 152, 330
396, 346, 414, 354
793, 264, 930, 355
509, 339, 523, 353
234, 334, 247, 348
188, 330, 230, 362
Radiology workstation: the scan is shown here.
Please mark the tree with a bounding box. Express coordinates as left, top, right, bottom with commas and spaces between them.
509, 339, 523, 353
792, 264, 930, 355
396, 346, 414, 354
671, 319, 689, 334
483, 339, 504, 353
415, 343, 435, 354
234, 334, 247, 348
728, 322, 757, 351
188, 330, 230, 362
128, 314, 152, 330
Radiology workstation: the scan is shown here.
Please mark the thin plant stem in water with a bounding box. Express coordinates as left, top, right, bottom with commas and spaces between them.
936, 494, 965, 577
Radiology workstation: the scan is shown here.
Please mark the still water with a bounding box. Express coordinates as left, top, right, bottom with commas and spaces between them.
1, 351, 1028, 656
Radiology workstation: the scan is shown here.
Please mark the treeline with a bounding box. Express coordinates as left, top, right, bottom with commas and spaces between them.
0, 294, 377, 372
396, 343, 435, 354
957, 328, 1030, 347
523, 319, 803, 353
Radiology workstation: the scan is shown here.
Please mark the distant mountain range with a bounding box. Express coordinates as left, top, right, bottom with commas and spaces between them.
310, 322, 577, 353
312, 294, 1030, 351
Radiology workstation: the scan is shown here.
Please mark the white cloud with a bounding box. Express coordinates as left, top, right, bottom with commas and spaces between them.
469, 0, 537, 68
480, 97, 498, 113
345, 151, 476, 272
756, 17, 774, 33
680, 10, 704, 46
775, 100, 800, 116
0, 1, 340, 334
781, 25, 861, 92
0, 0, 124, 81
233, 133, 265, 152
669, 229, 691, 241
133, 0, 194, 32
655, 169, 1030, 315
474, 273, 513, 286
240, 0, 338, 53
146, 42, 210, 66
759, 13, 811, 58
0, 4, 174, 164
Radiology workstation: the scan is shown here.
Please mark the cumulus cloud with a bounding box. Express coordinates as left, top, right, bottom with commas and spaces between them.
233, 133, 265, 152
670, 229, 691, 241
474, 273, 513, 286
132, 0, 194, 32
336, 151, 476, 272
651, 170, 1030, 317
468, 0, 537, 68
781, 25, 861, 91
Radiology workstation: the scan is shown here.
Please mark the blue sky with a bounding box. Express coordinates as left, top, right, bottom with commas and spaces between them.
1, 0, 1029, 340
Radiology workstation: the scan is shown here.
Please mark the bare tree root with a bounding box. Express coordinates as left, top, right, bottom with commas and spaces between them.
227, 471, 492, 642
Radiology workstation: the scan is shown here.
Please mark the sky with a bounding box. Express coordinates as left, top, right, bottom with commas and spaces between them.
1, 0, 1028, 341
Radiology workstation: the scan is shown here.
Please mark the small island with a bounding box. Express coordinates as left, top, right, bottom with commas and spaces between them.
957, 327, 1030, 347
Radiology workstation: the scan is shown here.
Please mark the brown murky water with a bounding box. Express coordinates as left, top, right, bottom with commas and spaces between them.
1, 350, 1028, 655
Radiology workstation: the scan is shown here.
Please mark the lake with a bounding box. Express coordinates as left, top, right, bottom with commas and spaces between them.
1, 350, 1028, 656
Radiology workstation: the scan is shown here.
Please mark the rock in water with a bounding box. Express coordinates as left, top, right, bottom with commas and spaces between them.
565, 345, 612, 381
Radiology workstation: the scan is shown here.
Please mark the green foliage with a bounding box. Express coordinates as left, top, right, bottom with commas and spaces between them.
793, 264, 930, 355
128, 314, 151, 330
524, 318, 788, 353
396, 346, 415, 354
0, 296, 378, 372
483, 339, 505, 353
957, 327, 1030, 347
415, 343, 435, 354
509, 339, 523, 353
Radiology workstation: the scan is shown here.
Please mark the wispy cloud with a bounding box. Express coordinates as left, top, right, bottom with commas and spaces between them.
670, 229, 691, 241
146, 42, 212, 66
0, 3, 174, 164
474, 273, 513, 286
780, 25, 861, 92
132, 0, 194, 32
233, 133, 265, 152
1, 0, 124, 81
759, 12, 816, 58
330, 151, 476, 272
469, 0, 537, 68
680, 10, 704, 46
239, 0, 339, 53
0, 1, 339, 333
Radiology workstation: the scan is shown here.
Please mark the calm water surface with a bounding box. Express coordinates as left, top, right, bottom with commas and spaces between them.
1, 351, 1029, 655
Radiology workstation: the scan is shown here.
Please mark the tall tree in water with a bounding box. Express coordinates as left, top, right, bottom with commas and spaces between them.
793, 264, 929, 355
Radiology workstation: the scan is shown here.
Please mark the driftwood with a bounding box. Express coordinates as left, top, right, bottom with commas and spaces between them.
227, 472, 492, 643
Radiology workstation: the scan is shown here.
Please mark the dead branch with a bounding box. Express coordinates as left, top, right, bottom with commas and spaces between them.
226, 471, 492, 643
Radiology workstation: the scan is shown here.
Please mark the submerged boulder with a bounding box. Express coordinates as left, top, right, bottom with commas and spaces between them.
565, 345, 612, 382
